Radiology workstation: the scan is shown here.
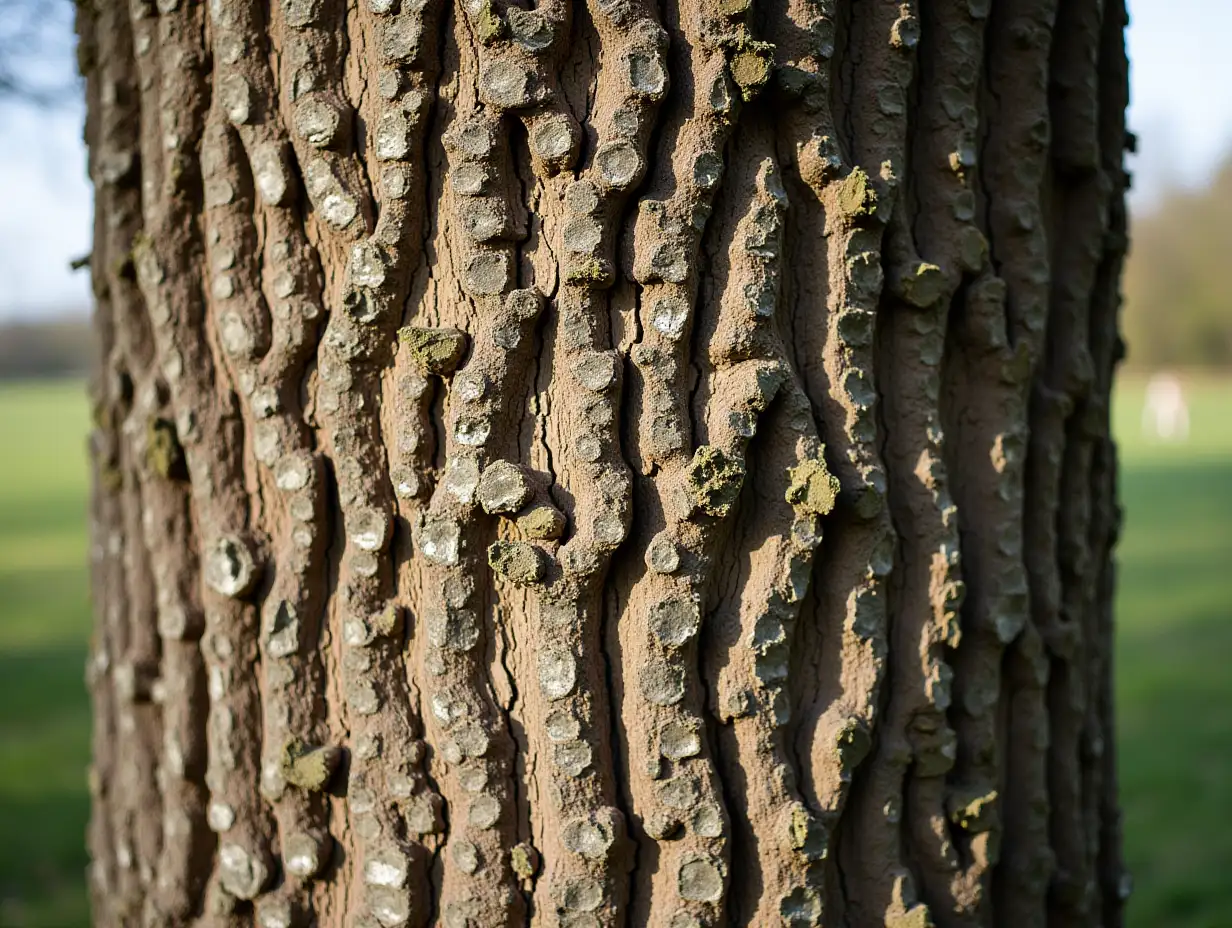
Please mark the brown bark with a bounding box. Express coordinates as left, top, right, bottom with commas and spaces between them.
79, 0, 1131, 924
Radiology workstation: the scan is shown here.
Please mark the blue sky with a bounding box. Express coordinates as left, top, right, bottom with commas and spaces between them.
0, 0, 1228, 319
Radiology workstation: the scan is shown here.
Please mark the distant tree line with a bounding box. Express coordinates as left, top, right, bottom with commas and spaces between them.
0, 316, 93, 379
1123, 155, 1232, 370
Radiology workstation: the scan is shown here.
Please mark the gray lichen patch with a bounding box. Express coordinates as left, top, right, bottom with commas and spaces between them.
364, 847, 412, 888
572, 351, 618, 392
552, 739, 593, 777
476, 460, 533, 514
780, 886, 824, 926
660, 774, 701, 811
203, 534, 261, 598
293, 93, 344, 148
545, 708, 580, 742
677, 855, 724, 902
256, 894, 294, 928
426, 606, 480, 653
659, 720, 701, 760
469, 794, 502, 829
639, 661, 686, 706
561, 813, 616, 860
643, 810, 683, 841
463, 252, 511, 295
528, 113, 578, 170
218, 842, 270, 900
686, 445, 746, 518
595, 140, 643, 191
507, 8, 552, 50
786, 456, 841, 516
451, 838, 481, 875
284, 831, 329, 878
398, 326, 468, 376
648, 597, 701, 647
349, 507, 392, 553
459, 196, 512, 242
419, 517, 461, 566
560, 875, 604, 912
645, 532, 681, 574
480, 59, 536, 109
896, 261, 946, 308
537, 649, 578, 700
280, 738, 342, 792
368, 886, 413, 926
692, 803, 724, 839
487, 540, 544, 585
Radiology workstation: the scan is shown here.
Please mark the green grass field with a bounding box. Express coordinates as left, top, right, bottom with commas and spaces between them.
1, 377, 1229, 926
0, 381, 93, 927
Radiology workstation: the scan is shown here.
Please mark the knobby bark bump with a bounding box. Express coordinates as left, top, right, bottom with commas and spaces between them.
78, 0, 1131, 924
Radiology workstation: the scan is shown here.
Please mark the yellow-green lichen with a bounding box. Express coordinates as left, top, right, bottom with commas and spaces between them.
281, 739, 342, 792
370, 604, 401, 639
835, 717, 871, 768
475, 0, 505, 44
487, 539, 544, 585
836, 167, 879, 222
90, 397, 115, 432
729, 41, 776, 101
99, 464, 123, 492
398, 326, 468, 376
147, 417, 185, 479
564, 257, 609, 287
517, 504, 565, 541
887, 906, 936, 928
510, 842, 539, 879
786, 455, 840, 517
787, 802, 827, 861
686, 445, 746, 518
789, 804, 812, 850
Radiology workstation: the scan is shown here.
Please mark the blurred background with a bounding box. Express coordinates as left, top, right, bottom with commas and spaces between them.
1, 0, 1230, 925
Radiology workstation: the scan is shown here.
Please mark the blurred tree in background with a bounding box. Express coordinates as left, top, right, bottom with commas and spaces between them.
1123, 156, 1232, 370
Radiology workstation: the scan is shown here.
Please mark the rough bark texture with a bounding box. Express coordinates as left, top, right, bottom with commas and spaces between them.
79, 0, 1131, 924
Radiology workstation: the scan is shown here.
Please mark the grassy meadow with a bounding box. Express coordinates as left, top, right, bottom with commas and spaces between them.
0, 376, 1229, 926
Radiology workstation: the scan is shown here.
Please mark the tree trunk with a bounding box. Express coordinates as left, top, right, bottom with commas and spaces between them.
78, 0, 1130, 924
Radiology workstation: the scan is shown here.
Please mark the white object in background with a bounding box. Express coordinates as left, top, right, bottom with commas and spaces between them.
1142, 372, 1190, 441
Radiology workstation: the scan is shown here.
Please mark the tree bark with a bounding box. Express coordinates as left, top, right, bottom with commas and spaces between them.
78, 0, 1130, 924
